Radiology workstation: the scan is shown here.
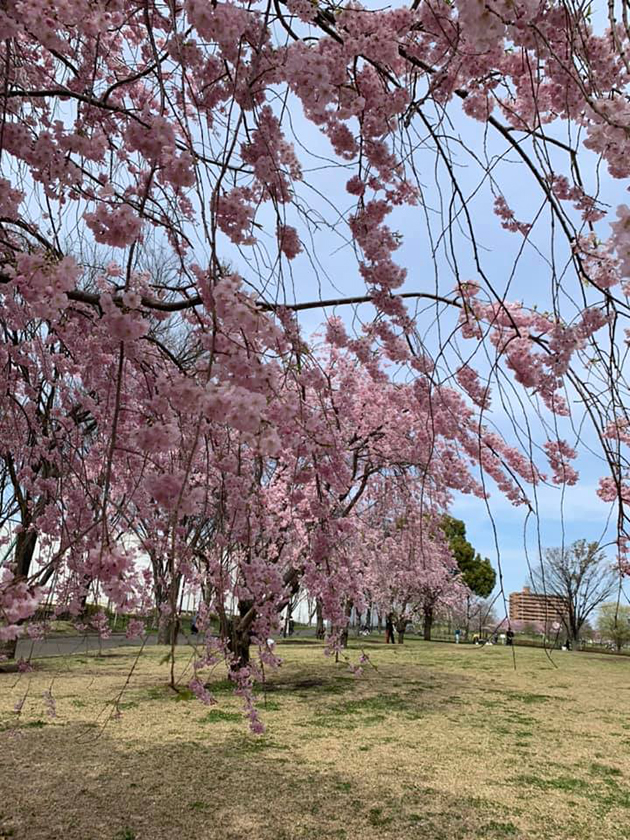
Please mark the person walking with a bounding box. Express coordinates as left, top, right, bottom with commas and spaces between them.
455, 628, 461, 644
385, 613, 396, 644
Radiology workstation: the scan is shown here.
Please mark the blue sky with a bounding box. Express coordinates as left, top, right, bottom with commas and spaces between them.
228, 87, 628, 605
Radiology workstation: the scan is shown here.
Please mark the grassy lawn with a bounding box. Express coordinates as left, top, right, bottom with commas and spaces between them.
1, 639, 629, 840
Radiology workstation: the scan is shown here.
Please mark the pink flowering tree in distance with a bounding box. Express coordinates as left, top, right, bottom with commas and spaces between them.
2, 0, 630, 717
365, 498, 466, 643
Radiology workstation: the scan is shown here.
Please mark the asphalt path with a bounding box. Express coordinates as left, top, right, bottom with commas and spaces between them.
15, 633, 195, 659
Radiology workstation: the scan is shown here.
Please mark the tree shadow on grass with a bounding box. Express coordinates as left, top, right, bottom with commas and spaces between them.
0, 722, 531, 840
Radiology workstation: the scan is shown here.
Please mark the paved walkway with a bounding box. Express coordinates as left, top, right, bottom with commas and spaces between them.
14, 633, 194, 659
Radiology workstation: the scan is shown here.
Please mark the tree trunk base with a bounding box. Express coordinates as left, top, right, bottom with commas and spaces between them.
315, 600, 325, 639
157, 617, 180, 647
0, 638, 18, 661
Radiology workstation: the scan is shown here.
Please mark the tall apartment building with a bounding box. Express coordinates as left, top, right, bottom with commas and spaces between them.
509, 586, 568, 624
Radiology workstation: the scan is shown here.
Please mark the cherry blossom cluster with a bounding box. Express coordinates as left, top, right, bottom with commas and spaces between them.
543, 440, 579, 486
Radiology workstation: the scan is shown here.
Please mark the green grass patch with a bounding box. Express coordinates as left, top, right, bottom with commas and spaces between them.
204, 679, 235, 694
228, 735, 289, 755
515, 774, 589, 793
200, 709, 242, 724
510, 692, 554, 705
332, 693, 413, 716
334, 780, 352, 792
589, 762, 623, 778
189, 801, 209, 811
142, 685, 194, 702
481, 820, 519, 836
174, 688, 195, 702
367, 807, 392, 827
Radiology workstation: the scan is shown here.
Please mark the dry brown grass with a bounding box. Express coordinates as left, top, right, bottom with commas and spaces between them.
1, 638, 630, 840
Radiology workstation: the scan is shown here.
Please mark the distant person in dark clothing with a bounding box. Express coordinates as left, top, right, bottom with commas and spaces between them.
385, 613, 396, 644
506, 628, 514, 646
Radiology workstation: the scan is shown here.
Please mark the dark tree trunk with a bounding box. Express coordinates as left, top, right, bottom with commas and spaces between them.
15, 530, 38, 578
221, 600, 253, 670
0, 529, 39, 661
339, 600, 353, 648
283, 601, 293, 638
154, 571, 182, 647
158, 614, 180, 646
395, 616, 407, 644
564, 608, 581, 651
230, 620, 252, 667
0, 634, 18, 663
315, 598, 325, 639
423, 604, 434, 641
78, 587, 92, 619
464, 594, 471, 641
365, 604, 372, 631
